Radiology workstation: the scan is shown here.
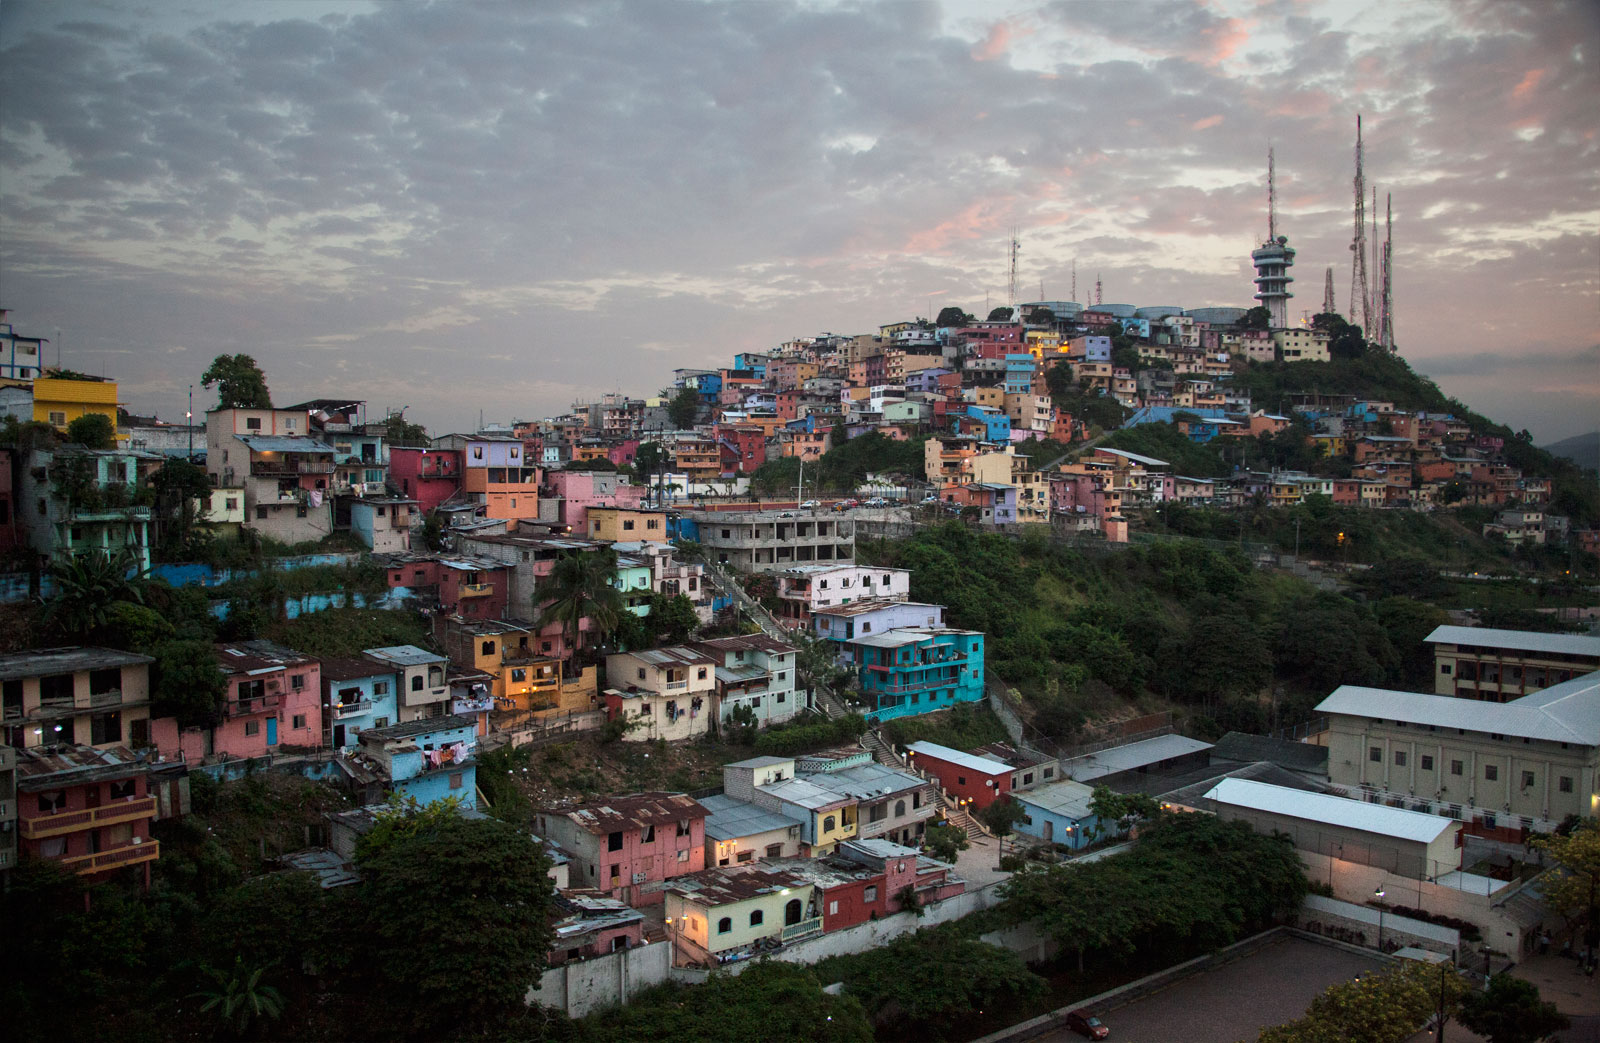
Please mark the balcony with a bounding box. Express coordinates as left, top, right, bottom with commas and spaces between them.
779, 916, 824, 942
459, 583, 495, 598
58, 838, 160, 875
227, 693, 282, 716
297, 461, 336, 474
22, 796, 157, 839
88, 688, 124, 708
333, 699, 373, 719
664, 680, 689, 691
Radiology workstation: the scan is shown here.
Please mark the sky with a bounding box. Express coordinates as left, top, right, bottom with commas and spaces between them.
1, 0, 1596, 442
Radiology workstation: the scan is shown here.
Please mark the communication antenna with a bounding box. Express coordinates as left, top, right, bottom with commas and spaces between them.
1349, 115, 1370, 332
1371, 185, 1381, 334
1094, 275, 1103, 307
1322, 267, 1336, 317
1006, 229, 1021, 311
1071, 259, 1077, 302
1378, 193, 1395, 351
1267, 144, 1277, 242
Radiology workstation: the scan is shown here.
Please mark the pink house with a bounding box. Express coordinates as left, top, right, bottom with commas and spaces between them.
387, 446, 462, 515
539, 470, 647, 530
547, 890, 648, 966
152, 640, 322, 765
535, 792, 709, 906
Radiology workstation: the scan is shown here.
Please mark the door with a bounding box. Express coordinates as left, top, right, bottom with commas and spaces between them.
266, 716, 278, 747
333, 724, 346, 748
1043, 820, 1053, 842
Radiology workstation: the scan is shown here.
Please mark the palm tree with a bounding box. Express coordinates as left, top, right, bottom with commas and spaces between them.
43, 549, 146, 641
535, 548, 625, 668
191, 958, 284, 1038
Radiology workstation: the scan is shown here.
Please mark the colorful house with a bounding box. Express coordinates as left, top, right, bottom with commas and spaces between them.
158, 641, 322, 766
351, 714, 477, 808
15, 744, 159, 884
33, 374, 120, 439
840, 628, 986, 724
587, 506, 670, 543
812, 600, 946, 646
904, 741, 1015, 809
386, 446, 462, 514
350, 497, 416, 553
772, 564, 912, 629
548, 890, 648, 966
691, 635, 801, 729
18, 448, 155, 572
432, 434, 540, 522
205, 407, 336, 544
603, 647, 718, 742
319, 657, 399, 750
699, 792, 805, 868
362, 645, 449, 724
0, 647, 155, 752
664, 868, 818, 964
1011, 779, 1101, 849
535, 791, 710, 906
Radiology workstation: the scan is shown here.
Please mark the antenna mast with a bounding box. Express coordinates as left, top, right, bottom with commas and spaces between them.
1350, 115, 1370, 331
1006, 229, 1021, 312
1378, 193, 1395, 351
1071, 259, 1077, 302
1094, 275, 1103, 307
1323, 267, 1336, 316
1267, 145, 1277, 242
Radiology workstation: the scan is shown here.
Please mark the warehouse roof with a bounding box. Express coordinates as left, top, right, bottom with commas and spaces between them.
1203, 778, 1457, 844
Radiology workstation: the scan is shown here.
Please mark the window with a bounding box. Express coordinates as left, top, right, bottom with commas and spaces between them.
1440, 664, 1452, 675
1559, 776, 1573, 793
1023, 772, 1034, 785
1043, 767, 1054, 779
373, 717, 389, 728
1368, 747, 1382, 763
1420, 755, 1434, 771
869, 803, 887, 823
717, 917, 732, 934
607, 831, 623, 852
449, 773, 464, 790
822, 815, 836, 833
697, 667, 707, 680
373, 681, 388, 695
90, 711, 121, 745
110, 779, 137, 800
642, 824, 655, 843
1484, 764, 1498, 782
1521, 771, 1535, 789
1393, 751, 1407, 767
244, 720, 260, 736
292, 714, 307, 729
828, 900, 839, 916
256, 506, 268, 520
677, 819, 692, 837
1451, 760, 1464, 776
511, 668, 526, 683
290, 673, 305, 691
749, 910, 763, 927
37, 790, 66, 813
677, 849, 689, 863
864, 885, 878, 903
482, 641, 496, 655
637, 668, 646, 680
245, 416, 261, 430
411, 675, 424, 691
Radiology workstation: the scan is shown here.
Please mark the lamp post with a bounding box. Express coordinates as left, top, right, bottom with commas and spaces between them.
187, 384, 194, 458
1374, 887, 1386, 951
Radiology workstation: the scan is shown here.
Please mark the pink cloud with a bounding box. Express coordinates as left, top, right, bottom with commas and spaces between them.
1192, 115, 1224, 130
902, 200, 1013, 254
1512, 68, 1545, 101
971, 21, 1012, 61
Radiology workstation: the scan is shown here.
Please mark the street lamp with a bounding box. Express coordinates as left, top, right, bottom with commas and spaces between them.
1374, 887, 1386, 951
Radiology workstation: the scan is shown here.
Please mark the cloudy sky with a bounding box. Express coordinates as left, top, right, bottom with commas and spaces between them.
1, 0, 1595, 441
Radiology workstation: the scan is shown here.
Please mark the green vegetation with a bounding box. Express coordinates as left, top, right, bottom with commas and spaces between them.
753, 712, 868, 757
1456, 974, 1570, 1043
582, 961, 872, 1042
1258, 960, 1473, 1043
64, 411, 115, 448
881, 703, 1009, 751
200, 353, 272, 410
751, 431, 928, 495
666, 385, 702, 429
263, 606, 434, 659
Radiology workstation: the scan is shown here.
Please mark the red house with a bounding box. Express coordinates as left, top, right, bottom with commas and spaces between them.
766, 837, 965, 931
547, 889, 649, 966
16, 744, 160, 886
904, 741, 1015, 808
535, 792, 710, 906
436, 559, 513, 619
387, 446, 462, 515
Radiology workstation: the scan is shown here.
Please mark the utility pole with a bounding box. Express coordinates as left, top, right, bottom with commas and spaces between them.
187, 384, 194, 458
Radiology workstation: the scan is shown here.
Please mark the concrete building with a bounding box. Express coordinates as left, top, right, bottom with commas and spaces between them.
690, 635, 800, 729
319, 657, 400, 750
835, 627, 986, 724
535, 792, 709, 906
15, 744, 159, 885
1426, 626, 1600, 700
602, 647, 718, 742
18, 448, 154, 572
350, 497, 416, 553
664, 868, 817, 964
1316, 673, 1600, 835
0, 745, 15, 871
363, 645, 450, 723
1200, 777, 1464, 880
699, 792, 804, 868
351, 714, 477, 808
1011, 778, 1101, 850
205, 408, 335, 543
772, 564, 913, 628
681, 509, 854, 574
812, 600, 946, 645
0, 647, 155, 752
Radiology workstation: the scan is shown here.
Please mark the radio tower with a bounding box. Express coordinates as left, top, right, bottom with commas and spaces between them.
1006, 229, 1021, 312
1071, 259, 1077, 302
1349, 115, 1370, 331
1322, 267, 1336, 316
1250, 145, 1295, 327
1376, 193, 1395, 351
1094, 274, 1103, 307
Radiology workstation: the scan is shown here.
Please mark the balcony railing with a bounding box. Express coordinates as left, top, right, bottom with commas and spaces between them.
333, 699, 373, 719
297, 461, 335, 474
22, 796, 156, 839
227, 693, 282, 716
88, 689, 123, 708
459, 583, 494, 597
58, 838, 160, 875
664, 680, 689, 691
779, 916, 824, 942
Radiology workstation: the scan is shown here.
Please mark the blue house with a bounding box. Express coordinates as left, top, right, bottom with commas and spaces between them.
1003, 355, 1036, 394
1011, 779, 1101, 850
321, 657, 400, 750
353, 714, 479, 808
839, 627, 985, 724
958, 405, 1011, 443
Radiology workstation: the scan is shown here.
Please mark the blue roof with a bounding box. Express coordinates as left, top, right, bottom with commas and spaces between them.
235, 434, 335, 452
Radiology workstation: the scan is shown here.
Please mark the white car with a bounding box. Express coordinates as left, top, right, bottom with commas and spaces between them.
800, 499, 820, 509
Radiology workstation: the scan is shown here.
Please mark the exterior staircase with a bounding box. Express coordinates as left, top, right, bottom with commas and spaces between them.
704, 562, 850, 719
858, 728, 902, 769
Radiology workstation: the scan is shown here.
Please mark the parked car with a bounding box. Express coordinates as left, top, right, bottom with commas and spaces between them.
800, 500, 820, 509
864, 497, 888, 507
833, 499, 859, 511
920, 495, 939, 505
1065, 1010, 1108, 1040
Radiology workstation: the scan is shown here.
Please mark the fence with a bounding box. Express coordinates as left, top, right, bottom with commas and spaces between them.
533, 939, 673, 1018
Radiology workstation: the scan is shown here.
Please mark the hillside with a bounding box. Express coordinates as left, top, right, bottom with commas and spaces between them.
1542, 431, 1599, 472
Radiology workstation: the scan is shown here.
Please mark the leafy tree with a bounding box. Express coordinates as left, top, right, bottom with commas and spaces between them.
43, 550, 147, 643
976, 796, 1026, 839
1087, 785, 1159, 837
936, 306, 973, 328
1239, 305, 1272, 330
419, 510, 446, 552
1456, 974, 1569, 1043
1023, 306, 1056, 326
1532, 819, 1600, 953
103, 601, 173, 654
64, 412, 115, 449
535, 547, 625, 664
924, 822, 970, 863
152, 639, 226, 728
190, 957, 285, 1039
200, 354, 271, 410
354, 793, 468, 861
351, 812, 555, 1038
645, 591, 701, 644
583, 961, 872, 1043
722, 701, 759, 744
1374, 597, 1450, 690
381, 411, 428, 446
151, 458, 215, 562
667, 385, 702, 429
793, 630, 849, 694
986, 306, 1014, 322
1259, 960, 1473, 1043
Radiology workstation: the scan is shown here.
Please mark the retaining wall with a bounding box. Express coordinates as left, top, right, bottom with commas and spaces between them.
532, 940, 673, 1018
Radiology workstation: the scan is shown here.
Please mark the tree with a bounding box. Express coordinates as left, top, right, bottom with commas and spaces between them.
976, 796, 1026, 839
987, 306, 1015, 322
535, 547, 625, 664
936, 306, 973, 328
667, 385, 702, 429
381, 411, 428, 446
43, 550, 147, 643
1532, 819, 1600, 953
200, 354, 271, 410
1239, 305, 1272, 330
64, 412, 115, 449
924, 822, 970, 863
1456, 974, 1569, 1043
152, 639, 228, 728
793, 630, 849, 694
190, 957, 285, 1039
1087, 786, 1159, 837
646, 591, 700, 644
351, 813, 555, 1038
1259, 960, 1473, 1043
151, 458, 215, 562
418, 511, 446, 552
1024, 306, 1056, 326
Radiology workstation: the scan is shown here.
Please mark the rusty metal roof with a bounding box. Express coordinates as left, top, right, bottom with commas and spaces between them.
552, 791, 709, 834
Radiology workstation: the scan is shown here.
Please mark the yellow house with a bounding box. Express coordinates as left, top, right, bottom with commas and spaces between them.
587, 506, 670, 543
665, 868, 818, 961
438, 617, 593, 714
34, 376, 122, 440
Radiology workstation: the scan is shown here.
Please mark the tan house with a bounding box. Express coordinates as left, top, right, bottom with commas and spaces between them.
603, 647, 718, 742
1427, 626, 1600, 700
0, 647, 154, 751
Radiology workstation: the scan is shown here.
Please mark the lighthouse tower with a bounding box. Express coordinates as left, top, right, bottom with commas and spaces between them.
1251, 147, 1295, 327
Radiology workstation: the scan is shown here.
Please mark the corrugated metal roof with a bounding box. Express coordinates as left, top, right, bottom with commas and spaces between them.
0, 646, 153, 681
234, 434, 335, 453
1015, 779, 1097, 819
1315, 673, 1600, 745
1096, 447, 1169, 468
1062, 734, 1213, 782
906, 741, 1013, 777
1425, 625, 1600, 659
699, 793, 797, 840
1204, 778, 1457, 843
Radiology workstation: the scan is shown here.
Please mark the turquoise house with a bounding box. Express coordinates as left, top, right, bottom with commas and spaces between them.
840, 627, 985, 723
353, 714, 478, 808
612, 554, 655, 616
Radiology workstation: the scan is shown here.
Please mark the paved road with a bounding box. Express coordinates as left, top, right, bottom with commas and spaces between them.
1031, 935, 1387, 1043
